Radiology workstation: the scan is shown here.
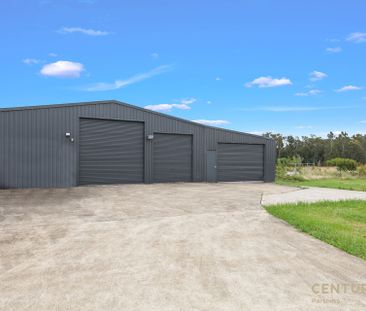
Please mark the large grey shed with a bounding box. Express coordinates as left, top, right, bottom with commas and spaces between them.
0, 100, 276, 189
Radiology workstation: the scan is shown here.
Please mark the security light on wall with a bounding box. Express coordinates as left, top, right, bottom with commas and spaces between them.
147, 134, 154, 140
65, 132, 74, 143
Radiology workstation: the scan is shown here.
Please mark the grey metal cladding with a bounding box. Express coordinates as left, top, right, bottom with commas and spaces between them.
153, 133, 192, 182
79, 118, 144, 185
217, 143, 264, 181
204, 127, 276, 182
0, 100, 276, 188
206, 151, 217, 182
0, 108, 75, 188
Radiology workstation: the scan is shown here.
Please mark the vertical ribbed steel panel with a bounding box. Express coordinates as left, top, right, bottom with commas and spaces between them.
217, 143, 264, 181
0, 100, 276, 188
204, 127, 276, 182
79, 118, 144, 185
153, 134, 192, 182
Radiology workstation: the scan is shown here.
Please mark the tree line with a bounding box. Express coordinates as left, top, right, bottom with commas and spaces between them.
263, 132, 366, 164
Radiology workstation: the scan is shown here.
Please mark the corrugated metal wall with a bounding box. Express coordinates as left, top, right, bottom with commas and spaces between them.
79, 118, 145, 185
217, 144, 264, 181
153, 133, 193, 183
0, 100, 276, 188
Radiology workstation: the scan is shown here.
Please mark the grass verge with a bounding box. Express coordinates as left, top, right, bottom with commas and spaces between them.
276, 178, 366, 191
266, 200, 366, 260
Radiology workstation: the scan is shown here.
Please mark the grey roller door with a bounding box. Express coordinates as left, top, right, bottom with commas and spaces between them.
79, 118, 144, 185
217, 143, 264, 181
153, 134, 192, 182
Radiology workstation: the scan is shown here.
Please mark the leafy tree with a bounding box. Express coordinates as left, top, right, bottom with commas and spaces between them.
262, 131, 366, 165
263, 132, 285, 158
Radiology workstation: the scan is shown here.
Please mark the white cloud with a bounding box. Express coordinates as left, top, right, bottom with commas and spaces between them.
248, 131, 265, 135
326, 47, 342, 53
144, 97, 196, 112
180, 98, 196, 105
207, 101, 212, 104
58, 27, 109, 36
360, 120, 366, 124
192, 119, 229, 126
215, 77, 221, 81
295, 89, 321, 96
85, 65, 173, 91
49, 53, 58, 57
40, 60, 84, 78
307, 89, 322, 96
144, 104, 190, 111
23, 58, 41, 65
151, 53, 159, 59
346, 32, 366, 43
309, 71, 327, 81
245, 76, 292, 88
335, 85, 362, 92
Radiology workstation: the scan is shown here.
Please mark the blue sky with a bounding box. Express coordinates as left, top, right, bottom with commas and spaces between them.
1, 0, 366, 136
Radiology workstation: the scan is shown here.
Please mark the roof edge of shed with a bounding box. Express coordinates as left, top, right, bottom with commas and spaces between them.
0, 99, 273, 141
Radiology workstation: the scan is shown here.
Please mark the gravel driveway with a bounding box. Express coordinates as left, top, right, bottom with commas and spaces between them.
1, 183, 365, 310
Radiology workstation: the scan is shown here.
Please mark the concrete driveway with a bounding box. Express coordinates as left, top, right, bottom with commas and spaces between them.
1, 183, 365, 310
262, 186, 366, 205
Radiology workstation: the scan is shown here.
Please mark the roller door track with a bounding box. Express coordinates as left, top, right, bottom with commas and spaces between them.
79, 118, 144, 185
153, 134, 193, 182
217, 143, 264, 182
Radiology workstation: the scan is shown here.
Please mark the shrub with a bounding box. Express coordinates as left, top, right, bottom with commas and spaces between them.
276, 159, 288, 179
281, 174, 306, 182
326, 158, 357, 172
357, 165, 366, 177
276, 156, 304, 180
326, 159, 336, 166
277, 157, 291, 166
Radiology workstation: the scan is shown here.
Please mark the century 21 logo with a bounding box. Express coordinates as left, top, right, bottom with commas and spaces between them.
312, 283, 366, 294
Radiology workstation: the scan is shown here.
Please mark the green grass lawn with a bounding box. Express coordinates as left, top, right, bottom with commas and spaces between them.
266, 200, 366, 260
277, 178, 366, 191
